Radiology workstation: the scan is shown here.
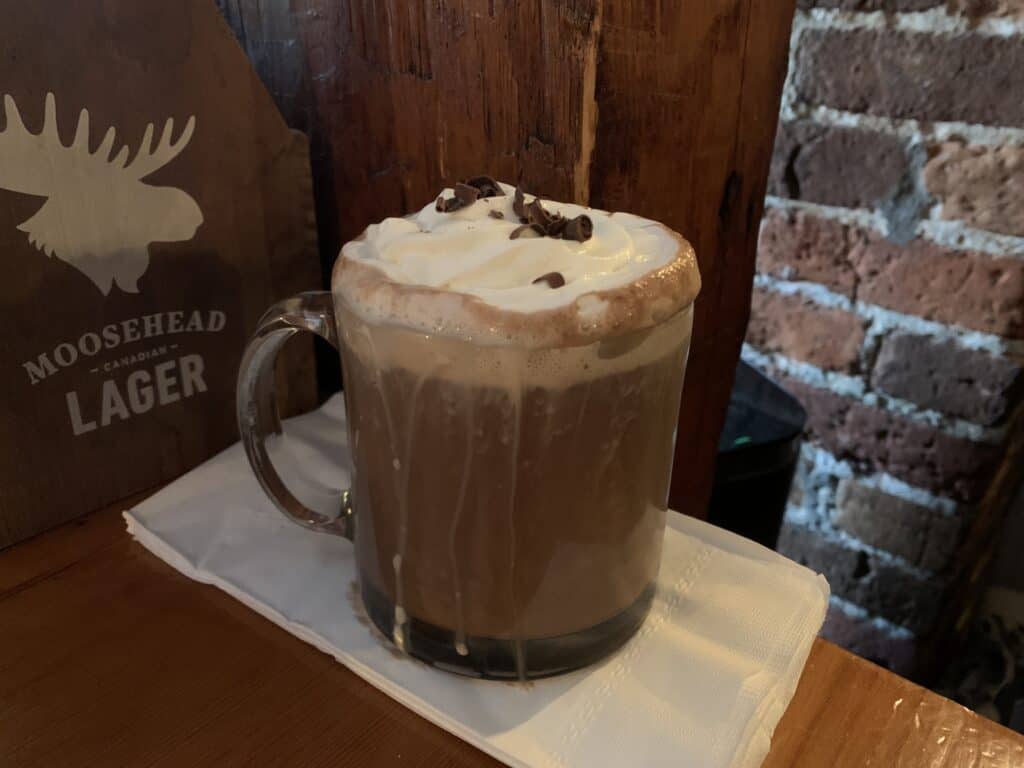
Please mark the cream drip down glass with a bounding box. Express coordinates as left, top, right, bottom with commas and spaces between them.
237, 182, 701, 679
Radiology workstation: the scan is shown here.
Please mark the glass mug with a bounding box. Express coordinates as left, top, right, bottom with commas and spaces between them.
237, 287, 693, 680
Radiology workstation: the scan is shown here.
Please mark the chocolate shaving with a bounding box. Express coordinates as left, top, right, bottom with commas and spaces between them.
513, 186, 528, 222
454, 182, 481, 206
563, 215, 593, 242
465, 175, 505, 198
436, 174, 506, 212
508, 188, 593, 243
437, 179, 593, 243
436, 194, 471, 213
525, 199, 555, 230
532, 272, 566, 289
546, 216, 568, 238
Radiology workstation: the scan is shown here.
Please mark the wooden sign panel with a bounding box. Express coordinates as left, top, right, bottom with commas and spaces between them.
0, 0, 319, 547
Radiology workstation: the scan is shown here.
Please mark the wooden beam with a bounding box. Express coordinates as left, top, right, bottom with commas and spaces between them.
589, 1, 795, 514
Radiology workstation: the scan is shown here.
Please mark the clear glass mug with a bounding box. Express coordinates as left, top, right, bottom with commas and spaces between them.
237, 289, 693, 680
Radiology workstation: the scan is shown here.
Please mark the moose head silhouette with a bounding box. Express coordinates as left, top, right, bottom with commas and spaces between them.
0, 92, 203, 294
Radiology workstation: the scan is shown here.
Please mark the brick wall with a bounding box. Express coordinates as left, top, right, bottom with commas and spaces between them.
748, 3, 1024, 678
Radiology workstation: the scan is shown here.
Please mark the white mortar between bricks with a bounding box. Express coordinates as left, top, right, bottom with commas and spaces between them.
801, 443, 962, 516
753, 271, 1024, 358
799, 8, 1024, 37
782, 508, 936, 581
743, 343, 1009, 445
829, 595, 917, 641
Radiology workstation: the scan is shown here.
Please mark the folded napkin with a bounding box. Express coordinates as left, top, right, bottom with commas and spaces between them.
125, 395, 829, 768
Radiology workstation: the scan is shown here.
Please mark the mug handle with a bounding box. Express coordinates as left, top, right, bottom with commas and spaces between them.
236, 291, 353, 540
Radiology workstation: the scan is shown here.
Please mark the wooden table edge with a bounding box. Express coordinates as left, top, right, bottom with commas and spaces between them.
2, 494, 1023, 767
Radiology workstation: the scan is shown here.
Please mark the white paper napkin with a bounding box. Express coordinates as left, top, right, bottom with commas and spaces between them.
125, 395, 829, 768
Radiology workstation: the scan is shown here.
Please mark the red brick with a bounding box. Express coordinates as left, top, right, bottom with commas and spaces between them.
872, 334, 1023, 426
769, 121, 908, 208
820, 603, 919, 676
757, 209, 857, 298
798, 0, 941, 9
795, 29, 1024, 128
851, 235, 1024, 340
778, 376, 1002, 502
757, 211, 1024, 338
950, 0, 1024, 17
747, 288, 866, 372
924, 143, 1024, 238
834, 479, 963, 572
778, 522, 945, 632
799, 0, 1023, 9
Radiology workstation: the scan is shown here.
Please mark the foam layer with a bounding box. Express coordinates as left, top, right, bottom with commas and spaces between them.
334, 182, 700, 347
337, 300, 693, 389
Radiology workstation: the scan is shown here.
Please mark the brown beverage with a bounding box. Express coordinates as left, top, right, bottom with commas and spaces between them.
336, 300, 691, 669
332, 181, 699, 677
239, 178, 700, 679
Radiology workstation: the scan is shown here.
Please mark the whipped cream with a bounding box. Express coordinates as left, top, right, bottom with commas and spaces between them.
341, 182, 688, 313
334, 181, 699, 347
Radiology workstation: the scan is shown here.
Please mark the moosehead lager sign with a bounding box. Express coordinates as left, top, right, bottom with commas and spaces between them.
0, 0, 318, 546
6, 92, 220, 436
25, 309, 226, 435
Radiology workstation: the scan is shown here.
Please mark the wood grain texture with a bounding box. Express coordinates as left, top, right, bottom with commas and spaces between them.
589, 0, 795, 514
2, 499, 1022, 768
765, 643, 1024, 768
291, 0, 602, 243
217, 1, 796, 517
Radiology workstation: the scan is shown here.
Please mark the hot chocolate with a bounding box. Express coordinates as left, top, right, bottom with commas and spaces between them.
331, 181, 700, 677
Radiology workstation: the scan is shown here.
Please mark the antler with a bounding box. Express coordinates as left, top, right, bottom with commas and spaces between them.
124, 116, 196, 180
0, 92, 134, 196
0, 92, 195, 195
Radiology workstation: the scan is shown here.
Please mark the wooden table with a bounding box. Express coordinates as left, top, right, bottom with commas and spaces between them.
3, 498, 1023, 767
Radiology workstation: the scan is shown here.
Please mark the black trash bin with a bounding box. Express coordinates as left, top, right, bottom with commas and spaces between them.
707, 361, 807, 549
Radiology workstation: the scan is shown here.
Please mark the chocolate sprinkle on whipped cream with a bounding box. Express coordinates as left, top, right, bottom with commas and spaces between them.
437, 176, 593, 243
532, 271, 566, 289
436, 175, 506, 212
465, 175, 504, 198
507, 186, 593, 243
511, 186, 592, 243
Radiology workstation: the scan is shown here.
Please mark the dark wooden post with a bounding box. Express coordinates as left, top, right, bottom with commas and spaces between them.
220, 0, 796, 518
